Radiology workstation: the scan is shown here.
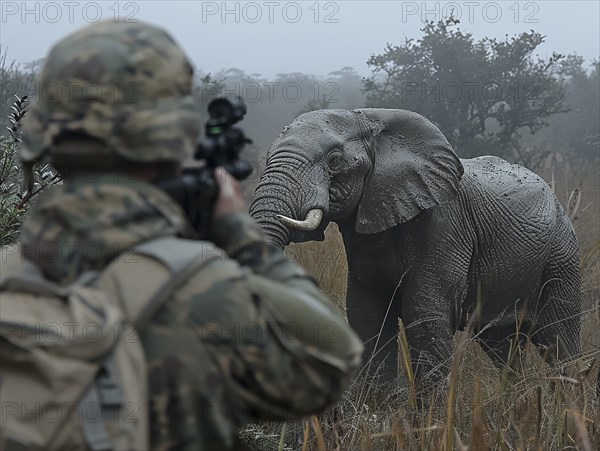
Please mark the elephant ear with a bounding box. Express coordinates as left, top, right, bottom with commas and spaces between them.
354, 108, 464, 234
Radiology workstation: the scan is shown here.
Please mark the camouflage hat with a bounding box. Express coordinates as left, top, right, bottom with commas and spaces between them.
21, 20, 202, 163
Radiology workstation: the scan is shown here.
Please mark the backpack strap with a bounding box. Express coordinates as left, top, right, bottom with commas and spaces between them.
1, 237, 222, 332
1, 237, 222, 451
97, 235, 224, 329
136, 235, 216, 274
79, 355, 125, 450
82, 236, 224, 451
78, 378, 114, 451
76, 236, 220, 451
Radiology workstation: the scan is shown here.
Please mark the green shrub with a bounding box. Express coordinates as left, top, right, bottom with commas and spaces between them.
0, 95, 61, 246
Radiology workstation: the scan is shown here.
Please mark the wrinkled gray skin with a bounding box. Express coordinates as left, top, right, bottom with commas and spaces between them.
249, 108, 582, 387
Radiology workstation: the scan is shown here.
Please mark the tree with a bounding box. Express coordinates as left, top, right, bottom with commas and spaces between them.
295, 66, 366, 117
0, 48, 37, 135
553, 57, 599, 160
327, 66, 366, 110
295, 95, 332, 117
1, 95, 62, 245
363, 18, 569, 166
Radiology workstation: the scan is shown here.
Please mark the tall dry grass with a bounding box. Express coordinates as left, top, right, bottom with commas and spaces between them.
285, 223, 349, 315
245, 158, 600, 450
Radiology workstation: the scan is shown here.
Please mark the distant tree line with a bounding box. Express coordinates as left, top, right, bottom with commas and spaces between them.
1, 19, 598, 171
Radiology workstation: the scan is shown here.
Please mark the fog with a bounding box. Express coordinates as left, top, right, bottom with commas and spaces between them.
1, 1, 598, 179
1, 1, 599, 78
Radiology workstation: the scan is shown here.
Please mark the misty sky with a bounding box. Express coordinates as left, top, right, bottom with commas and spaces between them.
1, 1, 599, 78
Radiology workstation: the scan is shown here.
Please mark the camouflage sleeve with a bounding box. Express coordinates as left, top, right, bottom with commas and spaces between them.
143, 213, 362, 447
143, 247, 363, 448
191, 213, 364, 417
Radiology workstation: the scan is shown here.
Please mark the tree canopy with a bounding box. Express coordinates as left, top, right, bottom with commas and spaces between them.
363, 18, 571, 165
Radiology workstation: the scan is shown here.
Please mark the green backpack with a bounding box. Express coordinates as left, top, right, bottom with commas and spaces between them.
0, 237, 221, 450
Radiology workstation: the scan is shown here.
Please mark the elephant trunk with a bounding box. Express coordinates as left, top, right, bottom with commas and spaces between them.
250, 149, 330, 248
249, 170, 298, 248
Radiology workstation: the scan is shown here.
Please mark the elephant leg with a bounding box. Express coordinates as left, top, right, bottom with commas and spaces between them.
530, 236, 582, 366
396, 248, 471, 396
401, 284, 456, 394
477, 323, 529, 370
345, 274, 401, 384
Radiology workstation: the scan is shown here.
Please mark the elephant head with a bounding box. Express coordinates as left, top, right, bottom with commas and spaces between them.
249, 108, 464, 247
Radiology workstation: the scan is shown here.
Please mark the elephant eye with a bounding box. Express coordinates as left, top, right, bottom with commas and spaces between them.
327, 153, 344, 172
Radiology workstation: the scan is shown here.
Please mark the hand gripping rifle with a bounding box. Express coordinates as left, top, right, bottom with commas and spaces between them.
158, 96, 253, 238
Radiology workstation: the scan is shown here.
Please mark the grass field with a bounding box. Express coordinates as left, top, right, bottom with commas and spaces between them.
2, 94, 597, 449
245, 159, 600, 450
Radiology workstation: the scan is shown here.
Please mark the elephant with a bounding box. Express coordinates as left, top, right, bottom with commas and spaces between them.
249, 108, 582, 389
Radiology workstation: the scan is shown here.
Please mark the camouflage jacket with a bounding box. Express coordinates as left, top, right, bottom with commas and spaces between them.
19, 177, 363, 450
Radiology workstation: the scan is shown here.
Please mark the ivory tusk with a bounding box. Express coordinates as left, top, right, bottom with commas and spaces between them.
276, 209, 323, 231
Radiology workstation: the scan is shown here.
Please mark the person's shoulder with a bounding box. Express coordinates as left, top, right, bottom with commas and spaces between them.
132, 235, 245, 279
150, 236, 249, 290
148, 237, 257, 326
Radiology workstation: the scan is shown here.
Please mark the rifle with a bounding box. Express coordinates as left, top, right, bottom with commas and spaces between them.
158, 96, 253, 238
